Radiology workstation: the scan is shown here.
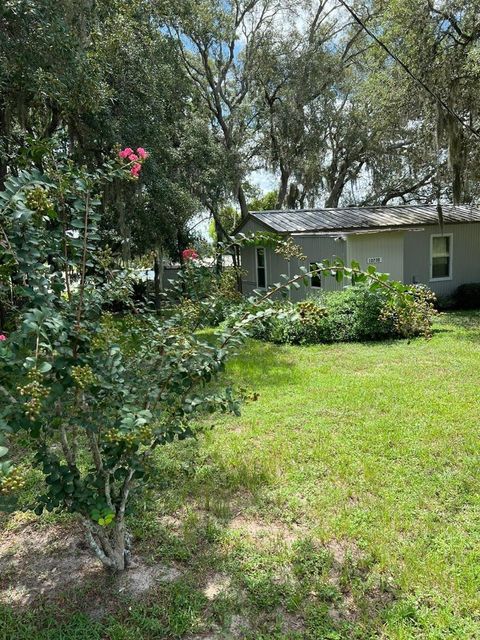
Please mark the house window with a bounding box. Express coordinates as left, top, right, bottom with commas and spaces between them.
431, 234, 452, 280
256, 247, 266, 288
309, 262, 321, 288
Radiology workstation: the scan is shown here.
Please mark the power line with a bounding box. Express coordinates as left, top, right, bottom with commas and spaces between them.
337, 0, 480, 141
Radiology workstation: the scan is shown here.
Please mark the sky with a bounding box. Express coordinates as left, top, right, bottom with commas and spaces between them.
191, 167, 278, 240
250, 167, 278, 193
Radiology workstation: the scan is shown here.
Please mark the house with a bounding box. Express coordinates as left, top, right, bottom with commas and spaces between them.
236, 204, 480, 301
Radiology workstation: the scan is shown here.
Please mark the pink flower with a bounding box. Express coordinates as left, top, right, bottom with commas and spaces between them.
118, 147, 133, 159
137, 148, 149, 159
130, 163, 142, 178
128, 153, 139, 162
0, 334, 6, 341
182, 248, 199, 261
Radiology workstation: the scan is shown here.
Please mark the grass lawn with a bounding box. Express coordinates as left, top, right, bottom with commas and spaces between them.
1, 311, 480, 639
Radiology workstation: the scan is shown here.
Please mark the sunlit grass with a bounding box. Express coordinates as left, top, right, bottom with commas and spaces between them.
193, 311, 480, 637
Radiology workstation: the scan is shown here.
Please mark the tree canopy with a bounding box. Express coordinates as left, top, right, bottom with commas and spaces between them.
1, 0, 480, 247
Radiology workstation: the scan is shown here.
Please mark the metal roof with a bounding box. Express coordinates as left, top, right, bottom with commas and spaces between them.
244, 204, 480, 234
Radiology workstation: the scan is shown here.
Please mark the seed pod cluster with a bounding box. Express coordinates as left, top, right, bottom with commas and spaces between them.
297, 300, 328, 324
0, 468, 26, 494
104, 425, 153, 446
17, 370, 48, 420
138, 425, 153, 442
25, 186, 54, 217
71, 365, 97, 388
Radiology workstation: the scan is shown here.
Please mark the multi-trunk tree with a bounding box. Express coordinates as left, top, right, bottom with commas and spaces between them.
0, 149, 243, 571
168, 0, 303, 219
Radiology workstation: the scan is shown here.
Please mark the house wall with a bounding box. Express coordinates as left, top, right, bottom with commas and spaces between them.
292, 235, 347, 301
346, 231, 405, 281
238, 218, 267, 296
239, 218, 480, 301
239, 219, 347, 299
241, 243, 295, 298
403, 223, 480, 297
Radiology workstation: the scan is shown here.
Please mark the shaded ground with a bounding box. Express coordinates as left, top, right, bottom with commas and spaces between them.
0, 507, 387, 639
1, 311, 480, 639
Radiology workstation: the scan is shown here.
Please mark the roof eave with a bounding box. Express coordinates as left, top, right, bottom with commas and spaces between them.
233, 212, 289, 235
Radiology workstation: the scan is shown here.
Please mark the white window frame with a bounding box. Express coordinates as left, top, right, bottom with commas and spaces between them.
430, 233, 453, 282
309, 261, 322, 288
255, 247, 267, 289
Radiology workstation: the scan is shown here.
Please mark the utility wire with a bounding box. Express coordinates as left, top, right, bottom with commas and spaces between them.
337, 0, 480, 141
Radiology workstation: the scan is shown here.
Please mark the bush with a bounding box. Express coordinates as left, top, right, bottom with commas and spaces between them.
167, 265, 245, 329
454, 283, 480, 309
0, 153, 245, 572
249, 283, 435, 345
380, 284, 437, 338
435, 294, 457, 311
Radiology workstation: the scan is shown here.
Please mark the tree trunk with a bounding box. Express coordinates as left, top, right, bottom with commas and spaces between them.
232, 245, 242, 293
210, 207, 229, 275
153, 244, 164, 313
286, 183, 300, 209
84, 517, 131, 572
237, 182, 249, 219
214, 216, 223, 275
276, 164, 290, 209
325, 161, 349, 208
83, 469, 135, 572
117, 183, 131, 266
0, 100, 9, 190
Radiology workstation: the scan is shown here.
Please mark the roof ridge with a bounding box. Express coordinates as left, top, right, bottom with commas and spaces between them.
251, 203, 473, 215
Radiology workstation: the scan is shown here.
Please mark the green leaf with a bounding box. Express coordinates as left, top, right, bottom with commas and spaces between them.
37, 361, 52, 373
0, 446, 8, 458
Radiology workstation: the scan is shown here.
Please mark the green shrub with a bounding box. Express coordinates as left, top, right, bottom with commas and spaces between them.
249, 283, 435, 345
379, 284, 437, 338
167, 265, 245, 329
455, 282, 480, 309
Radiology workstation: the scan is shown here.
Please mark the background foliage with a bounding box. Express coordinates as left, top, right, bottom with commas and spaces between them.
2, 0, 480, 258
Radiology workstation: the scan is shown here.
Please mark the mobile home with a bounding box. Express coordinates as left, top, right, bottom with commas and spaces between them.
237, 205, 480, 301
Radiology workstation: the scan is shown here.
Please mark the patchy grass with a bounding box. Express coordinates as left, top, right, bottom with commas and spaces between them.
1, 311, 480, 638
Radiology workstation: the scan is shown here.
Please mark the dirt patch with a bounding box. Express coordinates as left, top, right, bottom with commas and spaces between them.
185, 614, 250, 640
228, 514, 302, 546
325, 538, 396, 624
324, 538, 364, 622
0, 522, 183, 609
155, 513, 184, 534
203, 573, 231, 600
117, 561, 183, 597
185, 630, 222, 640
280, 610, 305, 633
326, 539, 363, 568
230, 613, 251, 637
0, 523, 104, 607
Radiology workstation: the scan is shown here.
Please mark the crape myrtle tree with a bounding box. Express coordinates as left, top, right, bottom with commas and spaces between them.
0, 147, 238, 571
0, 148, 423, 571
